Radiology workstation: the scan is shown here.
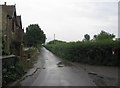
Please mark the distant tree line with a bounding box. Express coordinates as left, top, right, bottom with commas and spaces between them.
83, 30, 115, 41
24, 24, 46, 47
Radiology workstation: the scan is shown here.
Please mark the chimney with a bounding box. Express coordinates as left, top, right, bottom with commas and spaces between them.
4, 2, 6, 5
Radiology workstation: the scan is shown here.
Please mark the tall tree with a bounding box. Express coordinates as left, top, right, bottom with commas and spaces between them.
84, 34, 90, 41
24, 24, 46, 47
94, 30, 115, 41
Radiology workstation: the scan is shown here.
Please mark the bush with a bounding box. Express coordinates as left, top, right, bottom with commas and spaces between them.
2, 63, 24, 86
45, 40, 119, 66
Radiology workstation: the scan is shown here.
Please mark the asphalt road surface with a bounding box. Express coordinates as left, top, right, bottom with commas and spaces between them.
19, 47, 96, 86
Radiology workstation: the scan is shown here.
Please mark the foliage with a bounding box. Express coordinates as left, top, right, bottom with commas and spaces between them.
2, 63, 24, 86
25, 47, 37, 55
23, 47, 38, 70
83, 34, 90, 41
2, 47, 38, 86
24, 24, 46, 47
47, 40, 66, 44
94, 30, 115, 41
45, 37, 119, 66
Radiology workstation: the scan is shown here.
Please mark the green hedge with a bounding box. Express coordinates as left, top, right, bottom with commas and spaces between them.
45, 40, 119, 66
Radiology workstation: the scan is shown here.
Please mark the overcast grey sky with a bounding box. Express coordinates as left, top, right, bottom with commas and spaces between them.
0, 0, 119, 42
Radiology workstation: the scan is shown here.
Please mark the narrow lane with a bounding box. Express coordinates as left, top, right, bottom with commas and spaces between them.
20, 47, 95, 86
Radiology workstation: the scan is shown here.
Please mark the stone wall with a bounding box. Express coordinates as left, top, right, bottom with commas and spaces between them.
0, 5, 2, 88
2, 5, 11, 55
2, 55, 18, 68
1, 4, 24, 56
118, 1, 120, 38
0, 5, 2, 54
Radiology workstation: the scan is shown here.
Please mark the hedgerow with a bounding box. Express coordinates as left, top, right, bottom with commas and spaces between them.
45, 40, 119, 66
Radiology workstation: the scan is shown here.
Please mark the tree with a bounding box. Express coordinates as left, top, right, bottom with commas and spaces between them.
94, 30, 115, 41
83, 34, 90, 41
24, 24, 46, 47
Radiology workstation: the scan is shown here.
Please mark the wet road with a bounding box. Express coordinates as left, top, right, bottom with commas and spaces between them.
20, 47, 95, 86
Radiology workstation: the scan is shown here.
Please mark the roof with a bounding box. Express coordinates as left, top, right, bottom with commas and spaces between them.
1, 3, 23, 30
17, 16, 22, 28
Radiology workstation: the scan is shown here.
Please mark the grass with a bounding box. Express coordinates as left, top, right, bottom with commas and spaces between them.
22, 47, 38, 72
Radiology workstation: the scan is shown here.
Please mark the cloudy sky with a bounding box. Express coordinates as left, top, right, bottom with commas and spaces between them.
0, 0, 119, 42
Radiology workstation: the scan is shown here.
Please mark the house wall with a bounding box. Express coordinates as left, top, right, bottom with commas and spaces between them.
118, 1, 120, 39
0, 6, 2, 55
0, 5, 2, 88
2, 5, 14, 55
1, 4, 24, 60
2, 6, 10, 55
0, 6, 2, 32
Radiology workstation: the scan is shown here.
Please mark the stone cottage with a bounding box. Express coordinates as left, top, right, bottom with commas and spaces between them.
0, 2, 24, 59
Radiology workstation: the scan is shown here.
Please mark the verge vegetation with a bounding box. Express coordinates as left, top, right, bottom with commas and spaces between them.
2, 24, 46, 86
